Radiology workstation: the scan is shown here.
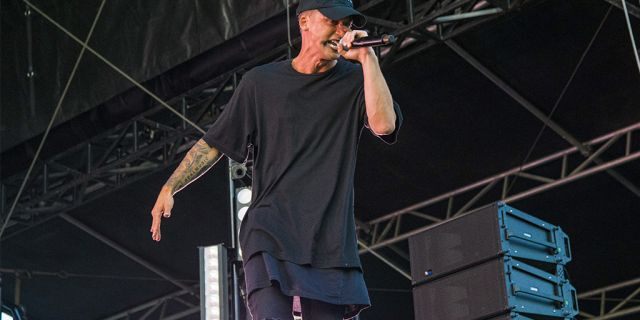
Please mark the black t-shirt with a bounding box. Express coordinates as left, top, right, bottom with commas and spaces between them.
203, 58, 402, 269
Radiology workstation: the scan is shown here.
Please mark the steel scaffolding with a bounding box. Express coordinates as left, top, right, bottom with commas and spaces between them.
2, 0, 638, 319
578, 277, 640, 319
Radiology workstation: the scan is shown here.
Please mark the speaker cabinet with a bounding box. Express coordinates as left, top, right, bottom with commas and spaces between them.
412, 256, 577, 320
409, 203, 571, 284
410, 202, 577, 320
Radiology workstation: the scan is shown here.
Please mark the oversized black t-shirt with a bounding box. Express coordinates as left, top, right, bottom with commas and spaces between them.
203, 58, 402, 269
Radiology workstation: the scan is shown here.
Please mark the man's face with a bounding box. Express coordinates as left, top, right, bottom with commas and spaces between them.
301, 10, 353, 60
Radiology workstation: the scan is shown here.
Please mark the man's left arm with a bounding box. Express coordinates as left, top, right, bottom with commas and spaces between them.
360, 52, 396, 135
338, 30, 397, 135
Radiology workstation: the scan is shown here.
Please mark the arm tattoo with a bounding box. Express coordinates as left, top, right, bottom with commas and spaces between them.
165, 139, 221, 194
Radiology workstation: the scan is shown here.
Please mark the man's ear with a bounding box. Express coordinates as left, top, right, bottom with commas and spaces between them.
298, 13, 309, 31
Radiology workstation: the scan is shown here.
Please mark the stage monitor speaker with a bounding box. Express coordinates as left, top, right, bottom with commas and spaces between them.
412, 257, 578, 320
409, 202, 571, 284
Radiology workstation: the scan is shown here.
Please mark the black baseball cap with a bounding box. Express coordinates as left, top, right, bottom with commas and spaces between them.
296, 0, 367, 28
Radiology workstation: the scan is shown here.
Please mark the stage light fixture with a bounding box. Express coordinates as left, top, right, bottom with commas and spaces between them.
237, 206, 248, 221
199, 244, 229, 320
235, 187, 252, 222
237, 188, 252, 204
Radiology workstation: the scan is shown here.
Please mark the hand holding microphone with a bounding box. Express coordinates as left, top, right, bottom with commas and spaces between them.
340, 34, 397, 51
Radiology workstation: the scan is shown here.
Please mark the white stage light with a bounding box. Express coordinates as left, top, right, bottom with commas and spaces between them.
199, 244, 229, 320
238, 206, 248, 221
237, 188, 252, 204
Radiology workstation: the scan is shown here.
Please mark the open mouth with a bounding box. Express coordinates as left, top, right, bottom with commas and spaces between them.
325, 39, 340, 51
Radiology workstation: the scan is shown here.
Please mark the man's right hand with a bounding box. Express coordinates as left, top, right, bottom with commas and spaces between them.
148, 139, 222, 242
150, 186, 174, 241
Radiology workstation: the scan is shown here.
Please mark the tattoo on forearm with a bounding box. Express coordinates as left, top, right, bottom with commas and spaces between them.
165, 139, 219, 193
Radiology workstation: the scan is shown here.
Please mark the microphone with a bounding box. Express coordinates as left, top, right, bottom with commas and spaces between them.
351, 34, 397, 48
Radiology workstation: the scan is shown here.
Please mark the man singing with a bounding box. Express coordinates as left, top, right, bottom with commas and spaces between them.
150, 0, 402, 318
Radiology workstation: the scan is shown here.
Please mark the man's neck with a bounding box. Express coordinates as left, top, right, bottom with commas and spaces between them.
292, 49, 337, 74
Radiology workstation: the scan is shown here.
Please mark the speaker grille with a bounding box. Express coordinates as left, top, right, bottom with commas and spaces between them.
409, 203, 502, 283
412, 258, 509, 320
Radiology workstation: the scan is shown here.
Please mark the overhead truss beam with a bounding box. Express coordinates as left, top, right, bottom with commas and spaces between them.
604, 0, 640, 19
3, 1, 630, 319
578, 277, 640, 319
358, 122, 640, 253
0, 0, 536, 239
102, 286, 200, 320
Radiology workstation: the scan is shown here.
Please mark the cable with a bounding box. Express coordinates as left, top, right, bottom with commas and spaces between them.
1, 0, 208, 238
21, 0, 204, 134
0, 0, 107, 239
505, 5, 613, 196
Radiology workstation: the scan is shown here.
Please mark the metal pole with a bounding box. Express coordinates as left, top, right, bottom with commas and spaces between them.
406, 0, 415, 24
0, 0, 108, 239
358, 240, 411, 280
622, 0, 640, 73
102, 286, 198, 320
21, 0, 205, 135
161, 306, 200, 320
505, 151, 640, 202
444, 40, 585, 149
368, 122, 640, 229
589, 305, 640, 320
360, 151, 640, 253
579, 277, 640, 298
228, 159, 241, 320
25, 5, 36, 117
445, 39, 640, 198
433, 8, 503, 24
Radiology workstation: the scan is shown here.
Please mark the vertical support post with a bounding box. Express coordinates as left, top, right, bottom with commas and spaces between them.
227, 159, 241, 320
394, 214, 402, 237
406, 0, 415, 24
162, 131, 168, 163
227, 72, 242, 320
116, 148, 122, 185
43, 163, 48, 193
501, 176, 508, 199
14, 276, 22, 306
133, 121, 139, 152
0, 184, 5, 220
181, 97, 187, 130
446, 197, 453, 218
87, 143, 92, 174
25, 5, 36, 117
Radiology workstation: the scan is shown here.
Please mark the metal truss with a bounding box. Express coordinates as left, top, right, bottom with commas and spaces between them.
358, 122, 640, 253
1, 98, 208, 240
101, 286, 200, 320
0, 0, 538, 240
605, 0, 640, 19
0, 0, 535, 239
366, 0, 536, 66
577, 277, 640, 319
2, 0, 625, 319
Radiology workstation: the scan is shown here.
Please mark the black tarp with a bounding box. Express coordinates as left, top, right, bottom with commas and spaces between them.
1, 0, 287, 152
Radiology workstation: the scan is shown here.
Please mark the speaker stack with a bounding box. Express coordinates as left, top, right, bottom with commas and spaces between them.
409, 202, 578, 320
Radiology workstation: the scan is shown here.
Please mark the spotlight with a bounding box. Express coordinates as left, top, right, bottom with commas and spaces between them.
199, 244, 229, 320
237, 188, 252, 204
238, 206, 249, 221
235, 187, 252, 222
